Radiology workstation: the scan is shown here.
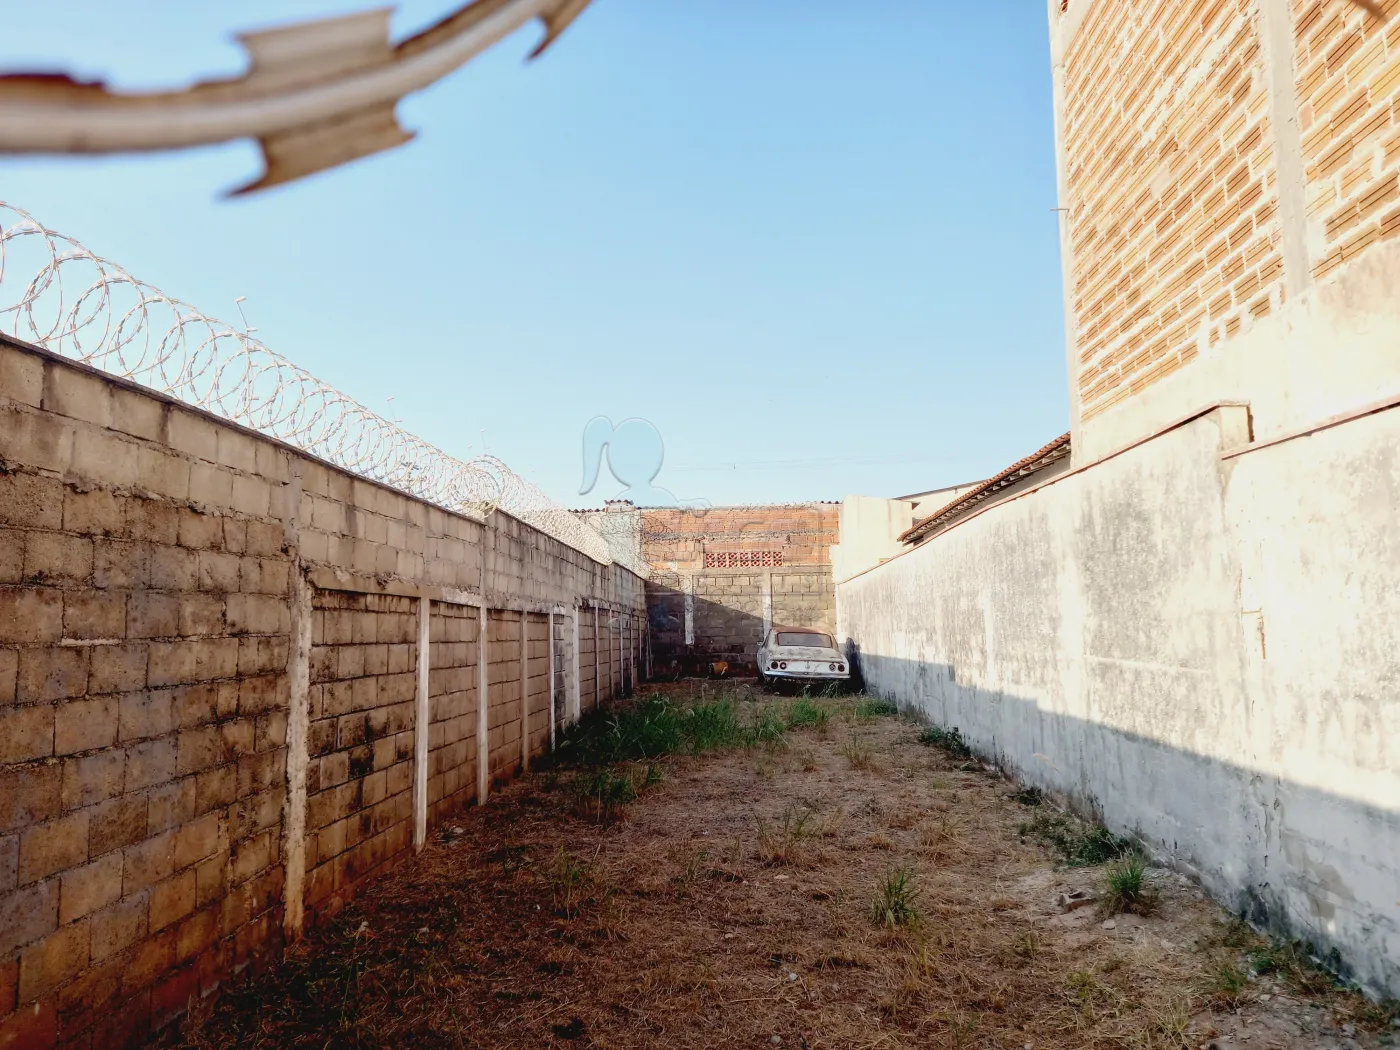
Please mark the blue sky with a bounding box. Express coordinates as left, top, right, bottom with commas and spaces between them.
1, 1, 1068, 507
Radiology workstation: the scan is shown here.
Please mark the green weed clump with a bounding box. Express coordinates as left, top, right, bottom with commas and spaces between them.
547, 847, 590, 917
756, 803, 817, 865
786, 697, 831, 731
854, 698, 899, 720
918, 724, 973, 758
1099, 851, 1157, 915
569, 766, 639, 824
871, 865, 921, 928
556, 693, 792, 767
1205, 960, 1249, 1010
744, 705, 788, 750
1017, 812, 1130, 867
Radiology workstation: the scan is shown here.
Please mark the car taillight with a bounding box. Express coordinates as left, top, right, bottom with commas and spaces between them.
838, 664, 845, 672
829, 663, 836, 671
779, 661, 787, 669
770, 660, 778, 670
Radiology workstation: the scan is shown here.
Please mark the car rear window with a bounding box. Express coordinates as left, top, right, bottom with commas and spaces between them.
776, 632, 833, 648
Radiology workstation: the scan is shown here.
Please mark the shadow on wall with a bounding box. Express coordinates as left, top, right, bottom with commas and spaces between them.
645, 585, 766, 677
842, 646, 1399, 999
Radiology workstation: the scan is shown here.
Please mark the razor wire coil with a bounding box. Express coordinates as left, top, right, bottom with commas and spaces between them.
0, 201, 643, 573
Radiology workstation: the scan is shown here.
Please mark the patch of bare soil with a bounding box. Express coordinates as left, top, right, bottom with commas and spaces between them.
173, 685, 1397, 1050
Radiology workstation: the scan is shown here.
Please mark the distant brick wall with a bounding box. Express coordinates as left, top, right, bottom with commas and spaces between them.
0, 333, 644, 1048
637, 505, 839, 676
640, 505, 838, 571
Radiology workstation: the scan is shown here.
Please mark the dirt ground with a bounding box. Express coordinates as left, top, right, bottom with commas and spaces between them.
174, 685, 1397, 1050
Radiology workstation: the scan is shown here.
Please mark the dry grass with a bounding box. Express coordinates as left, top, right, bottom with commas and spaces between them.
172, 683, 1394, 1050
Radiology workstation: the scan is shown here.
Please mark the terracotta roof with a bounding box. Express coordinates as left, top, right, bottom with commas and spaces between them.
898, 433, 1071, 545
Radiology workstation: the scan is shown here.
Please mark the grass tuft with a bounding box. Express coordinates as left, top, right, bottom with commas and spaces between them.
756, 803, 817, 865
841, 734, 876, 771
786, 697, 831, 732
870, 864, 921, 928
546, 847, 590, 917
1204, 959, 1248, 1010
569, 766, 638, 824
1099, 850, 1158, 915
854, 698, 898, 721
554, 692, 799, 770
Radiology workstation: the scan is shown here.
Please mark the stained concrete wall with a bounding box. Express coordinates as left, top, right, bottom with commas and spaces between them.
837, 404, 1400, 996
0, 333, 644, 1048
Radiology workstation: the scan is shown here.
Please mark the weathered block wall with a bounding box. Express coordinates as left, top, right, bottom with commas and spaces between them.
426, 603, 477, 827
695, 573, 765, 663
525, 613, 551, 758
0, 334, 644, 1048
578, 607, 597, 715
771, 571, 836, 637
303, 592, 417, 923
485, 610, 522, 785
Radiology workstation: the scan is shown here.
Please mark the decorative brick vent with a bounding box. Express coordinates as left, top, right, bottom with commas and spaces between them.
703, 550, 783, 569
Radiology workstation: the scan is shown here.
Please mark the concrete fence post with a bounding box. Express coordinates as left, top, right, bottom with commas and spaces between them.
282, 567, 313, 944
547, 610, 557, 750
762, 571, 773, 640
413, 596, 430, 851
477, 603, 490, 805
683, 574, 694, 646
570, 607, 581, 724
519, 611, 529, 774
592, 600, 600, 706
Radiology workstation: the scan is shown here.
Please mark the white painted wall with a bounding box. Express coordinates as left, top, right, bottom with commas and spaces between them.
830, 495, 914, 584
838, 405, 1400, 996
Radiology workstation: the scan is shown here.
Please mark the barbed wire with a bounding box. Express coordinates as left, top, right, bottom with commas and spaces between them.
0, 201, 644, 574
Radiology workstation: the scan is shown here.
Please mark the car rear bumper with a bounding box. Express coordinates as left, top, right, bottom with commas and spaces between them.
764, 670, 850, 681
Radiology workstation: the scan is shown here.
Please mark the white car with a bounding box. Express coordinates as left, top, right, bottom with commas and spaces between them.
757, 627, 850, 688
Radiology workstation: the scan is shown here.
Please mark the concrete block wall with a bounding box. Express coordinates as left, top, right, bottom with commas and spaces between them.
0, 334, 644, 1048
426, 603, 478, 827
524, 614, 551, 759
303, 592, 417, 923
578, 607, 597, 715
771, 571, 837, 637
485, 611, 523, 785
